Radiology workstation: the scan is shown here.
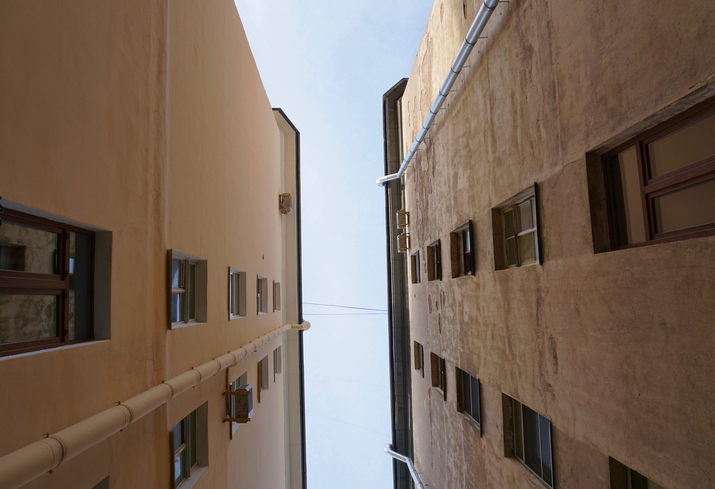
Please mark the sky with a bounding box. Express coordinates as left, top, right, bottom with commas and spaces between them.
232, 1, 433, 487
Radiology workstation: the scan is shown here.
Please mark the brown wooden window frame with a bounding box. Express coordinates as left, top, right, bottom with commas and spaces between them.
410, 251, 420, 284
450, 221, 475, 278
0, 208, 95, 357
413, 341, 424, 377
456, 367, 482, 435
430, 351, 447, 401
602, 97, 715, 249
426, 240, 442, 281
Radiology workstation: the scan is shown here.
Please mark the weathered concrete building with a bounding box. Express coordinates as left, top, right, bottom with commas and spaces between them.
383, 1, 715, 488
0, 2, 307, 489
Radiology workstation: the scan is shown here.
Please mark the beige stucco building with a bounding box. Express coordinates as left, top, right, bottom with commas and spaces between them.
0, 2, 307, 489
383, 1, 715, 488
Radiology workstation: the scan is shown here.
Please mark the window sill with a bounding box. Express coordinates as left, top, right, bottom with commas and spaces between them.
509, 457, 553, 489
229, 315, 245, 321
170, 321, 206, 330
458, 411, 482, 436
0, 339, 109, 361
177, 465, 207, 489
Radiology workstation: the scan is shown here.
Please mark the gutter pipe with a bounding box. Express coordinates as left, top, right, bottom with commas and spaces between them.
0, 322, 310, 489
384, 444, 425, 489
376, 0, 500, 186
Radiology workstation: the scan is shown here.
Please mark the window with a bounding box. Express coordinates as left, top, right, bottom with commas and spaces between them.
257, 355, 269, 402
226, 372, 251, 436
169, 251, 206, 328
456, 367, 481, 433
257, 276, 268, 314
600, 99, 715, 248
410, 251, 420, 284
426, 240, 442, 281
170, 403, 207, 489
504, 395, 553, 488
273, 345, 282, 381
228, 268, 246, 319
413, 341, 424, 377
609, 458, 666, 489
0, 208, 95, 356
492, 186, 541, 270
430, 352, 447, 400
450, 221, 474, 277
273, 281, 281, 312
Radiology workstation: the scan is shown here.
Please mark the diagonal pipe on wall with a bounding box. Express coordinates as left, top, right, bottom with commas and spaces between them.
376, 0, 500, 186
0, 322, 310, 489
384, 444, 425, 489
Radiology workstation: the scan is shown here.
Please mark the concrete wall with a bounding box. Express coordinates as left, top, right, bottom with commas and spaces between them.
0, 1, 298, 488
399, 0, 715, 488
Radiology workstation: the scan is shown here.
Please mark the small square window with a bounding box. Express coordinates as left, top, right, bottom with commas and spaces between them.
426, 240, 442, 281
257, 276, 268, 314
450, 221, 474, 277
413, 341, 424, 377
274, 345, 282, 381
257, 355, 269, 402
492, 187, 541, 270
410, 251, 420, 284
503, 395, 553, 488
228, 268, 246, 319
169, 251, 207, 328
170, 403, 207, 489
273, 281, 281, 312
430, 352, 447, 400
456, 367, 481, 434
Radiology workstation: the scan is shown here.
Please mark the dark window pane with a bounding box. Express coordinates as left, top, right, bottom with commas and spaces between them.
522, 405, 542, 476
647, 110, 715, 178
630, 469, 649, 489
188, 264, 196, 320
609, 147, 647, 245
0, 221, 58, 274
504, 210, 516, 238
470, 377, 480, 424
513, 400, 523, 460
539, 416, 553, 486
69, 232, 92, 340
506, 237, 518, 266
0, 294, 58, 344
171, 423, 183, 449
462, 371, 471, 415
174, 454, 185, 485
189, 411, 197, 467
652, 178, 715, 234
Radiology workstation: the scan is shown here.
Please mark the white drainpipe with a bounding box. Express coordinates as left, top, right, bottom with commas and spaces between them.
376, 0, 500, 186
0, 322, 310, 489
384, 444, 425, 489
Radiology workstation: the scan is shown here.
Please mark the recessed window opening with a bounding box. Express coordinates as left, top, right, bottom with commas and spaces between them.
257, 276, 268, 314
273, 281, 281, 312
274, 345, 282, 381
492, 186, 541, 270
411, 251, 421, 284
170, 251, 206, 328
456, 367, 481, 434
602, 99, 715, 248
504, 395, 553, 488
450, 221, 474, 277
413, 341, 424, 377
229, 268, 246, 319
426, 240, 442, 281
609, 457, 667, 489
170, 402, 207, 489
257, 355, 269, 402
430, 352, 447, 400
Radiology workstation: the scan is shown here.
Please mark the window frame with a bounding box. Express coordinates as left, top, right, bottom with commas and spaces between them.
601, 97, 715, 249
273, 281, 281, 312
410, 251, 421, 284
273, 345, 282, 381
0, 208, 95, 357
168, 250, 207, 329
169, 403, 208, 489
256, 276, 268, 314
228, 268, 246, 319
450, 221, 475, 278
456, 367, 481, 434
492, 186, 541, 270
413, 341, 424, 377
430, 352, 447, 400
257, 355, 269, 402
426, 240, 442, 281
504, 395, 554, 488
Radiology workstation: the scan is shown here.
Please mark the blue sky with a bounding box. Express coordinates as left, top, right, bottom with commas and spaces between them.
233, 1, 432, 487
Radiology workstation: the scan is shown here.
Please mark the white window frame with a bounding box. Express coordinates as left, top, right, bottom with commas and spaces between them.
273, 281, 281, 312
257, 276, 268, 314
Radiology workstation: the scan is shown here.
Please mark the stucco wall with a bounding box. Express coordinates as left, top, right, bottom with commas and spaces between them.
0, 1, 294, 488
400, 1, 715, 488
